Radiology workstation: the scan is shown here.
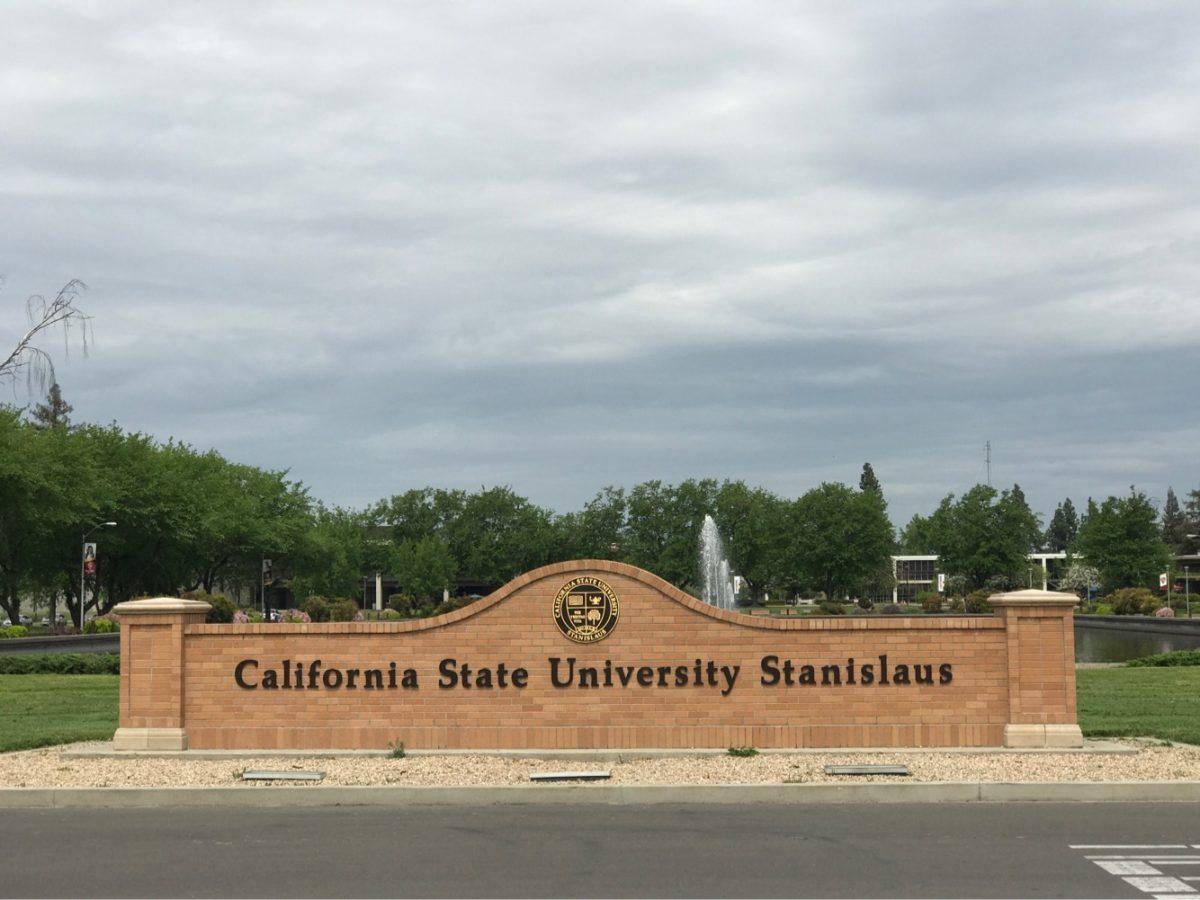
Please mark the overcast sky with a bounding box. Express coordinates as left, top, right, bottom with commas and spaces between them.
4, 1, 1199, 527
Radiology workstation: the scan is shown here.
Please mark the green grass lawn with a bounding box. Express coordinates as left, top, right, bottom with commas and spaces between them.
0, 668, 1197, 753
1077, 666, 1200, 745
0, 674, 118, 752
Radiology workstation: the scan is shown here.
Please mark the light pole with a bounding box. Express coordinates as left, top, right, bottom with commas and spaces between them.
80, 521, 117, 629
1187, 535, 1199, 619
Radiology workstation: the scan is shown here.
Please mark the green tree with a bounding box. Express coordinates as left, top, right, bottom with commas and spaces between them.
859, 462, 882, 496
1045, 498, 1079, 552
899, 513, 940, 554
1072, 487, 1172, 593
442, 486, 557, 584
623, 479, 718, 591
925, 484, 1042, 590
392, 535, 457, 600
554, 487, 626, 560
1161, 487, 1188, 553
713, 480, 788, 602
1185, 488, 1200, 554
290, 505, 370, 600
786, 482, 894, 599
27, 382, 73, 430
0, 407, 98, 625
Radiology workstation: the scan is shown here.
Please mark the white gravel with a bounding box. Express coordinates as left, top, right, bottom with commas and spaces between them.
1, 741, 1198, 788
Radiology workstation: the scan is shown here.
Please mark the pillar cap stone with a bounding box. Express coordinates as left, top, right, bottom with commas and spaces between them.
989, 588, 1079, 607
112, 597, 211, 616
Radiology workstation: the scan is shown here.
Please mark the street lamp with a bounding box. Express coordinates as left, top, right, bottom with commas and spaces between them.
80, 521, 117, 628
1187, 535, 1199, 619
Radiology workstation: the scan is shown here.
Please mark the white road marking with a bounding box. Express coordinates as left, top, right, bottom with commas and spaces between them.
1098, 862, 1164, 875
1073, 843, 1200, 896
1094, 859, 1200, 868
1123, 876, 1195, 893
1072, 845, 1191, 850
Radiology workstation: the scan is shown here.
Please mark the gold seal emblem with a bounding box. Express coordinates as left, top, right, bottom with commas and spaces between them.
553, 576, 619, 643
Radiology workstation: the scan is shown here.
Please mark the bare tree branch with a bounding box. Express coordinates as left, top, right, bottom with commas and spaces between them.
0, 279, 91, 396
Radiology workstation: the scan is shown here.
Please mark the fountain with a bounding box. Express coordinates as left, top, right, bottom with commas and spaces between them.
698, 514, 738, 610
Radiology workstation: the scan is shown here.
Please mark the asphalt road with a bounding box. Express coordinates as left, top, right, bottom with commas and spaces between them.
4, 802, 1198, 898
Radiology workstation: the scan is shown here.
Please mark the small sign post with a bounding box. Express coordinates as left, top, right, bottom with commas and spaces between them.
937, 573, 946, 593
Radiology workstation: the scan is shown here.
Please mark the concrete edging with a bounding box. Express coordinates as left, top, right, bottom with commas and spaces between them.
3, 781, 1200, 809
61, 741, 1138, 760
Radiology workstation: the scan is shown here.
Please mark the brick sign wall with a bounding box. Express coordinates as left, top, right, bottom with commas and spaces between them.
112, 560, 1082, 751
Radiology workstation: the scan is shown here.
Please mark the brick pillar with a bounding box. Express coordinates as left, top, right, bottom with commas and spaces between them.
991, 588, 1083, 748
111, 598, 210, 751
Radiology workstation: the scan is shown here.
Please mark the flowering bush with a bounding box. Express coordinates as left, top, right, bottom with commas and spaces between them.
1154, 606, 1175, 618
233, 610, 249, 624
278, 609, 311, 624
354, 610, 364, 621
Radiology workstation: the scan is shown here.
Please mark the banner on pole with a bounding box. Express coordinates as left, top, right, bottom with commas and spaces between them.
1160, 572, 1169, 589
83, 543, 97, 578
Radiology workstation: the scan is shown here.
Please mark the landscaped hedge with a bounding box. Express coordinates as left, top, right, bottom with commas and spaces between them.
0, 653, 120, 675
1126, 649, 1200, 668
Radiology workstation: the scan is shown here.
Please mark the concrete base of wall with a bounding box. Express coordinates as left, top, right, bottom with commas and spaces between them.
1003, 724, 1084, 748
112, 728, 187, 751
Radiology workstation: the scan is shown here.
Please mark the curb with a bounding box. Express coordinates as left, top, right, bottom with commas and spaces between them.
60, 741, 1137, 760
3, 781, 1200, 809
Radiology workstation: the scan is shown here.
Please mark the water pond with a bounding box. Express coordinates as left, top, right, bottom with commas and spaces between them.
1074, 622, 1200, 663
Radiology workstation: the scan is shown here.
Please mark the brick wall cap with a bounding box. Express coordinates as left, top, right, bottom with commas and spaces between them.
112, 597, 211, 616
989, 588, 1079, 607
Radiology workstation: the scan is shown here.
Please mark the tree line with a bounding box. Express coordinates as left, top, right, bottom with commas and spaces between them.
2, 385, 1193, 624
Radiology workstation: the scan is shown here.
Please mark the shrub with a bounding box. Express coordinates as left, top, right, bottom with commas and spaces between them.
856, 597, 872, 610
943, 574, 967, 596
1127, 649, 1200, 668
1154, 607, 1174, 618
817, 599, 845, 615
880, 604, 902, 615
388, 593, 438, 618
727, 746, 758, 757
964, 589, 993, 615
850, 606, 869, 616
1107, 588, 1158, 616
83, 616, 118, 634
947, 597, 965, 613
0, 625, 30, 639
329, 598, 360, 622
301, 596, 332, 622
0, 653, 120, 674
382, 609, 402, 621
278, 608, 311, 624
917, 591, 942, 613
388, 593, 418, 616
201, 593, 236, 624
389, 740, 406, 759
233, 609, 264, 624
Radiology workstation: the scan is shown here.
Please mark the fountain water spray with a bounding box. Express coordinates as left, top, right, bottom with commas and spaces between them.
698, 514, 737, 610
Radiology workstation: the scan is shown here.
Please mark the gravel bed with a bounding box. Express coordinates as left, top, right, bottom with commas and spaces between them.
0, 741, 1198, 788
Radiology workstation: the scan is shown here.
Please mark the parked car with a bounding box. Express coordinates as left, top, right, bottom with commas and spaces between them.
1, 619, 9, 627
18, 615, 33, 626
40, 617, 50, 626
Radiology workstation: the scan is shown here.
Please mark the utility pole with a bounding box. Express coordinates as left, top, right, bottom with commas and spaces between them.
985, 441, 992, 486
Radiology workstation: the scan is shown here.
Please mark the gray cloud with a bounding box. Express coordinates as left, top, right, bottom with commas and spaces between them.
3, 0, 1198, 527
